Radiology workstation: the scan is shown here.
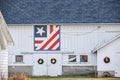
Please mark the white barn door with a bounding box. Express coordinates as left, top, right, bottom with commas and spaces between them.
47, 54, 62, 76
33, 54, 62, 76
33, 54, 47, 76
114, 54, 120, 77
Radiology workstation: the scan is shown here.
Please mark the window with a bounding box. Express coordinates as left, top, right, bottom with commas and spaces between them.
15, 55, 23, 62
80, 55, 88, 62
68, 55, 76, 62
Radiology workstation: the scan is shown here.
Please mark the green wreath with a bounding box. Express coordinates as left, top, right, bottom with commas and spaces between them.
38, 58, 44, 64
51, 58, 57, 64
104, 56, 110, 63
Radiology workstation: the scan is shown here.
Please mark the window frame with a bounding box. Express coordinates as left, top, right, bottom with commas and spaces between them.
80, 55, 88, 63
68, 55, 77, 63
15, 55, 23, 63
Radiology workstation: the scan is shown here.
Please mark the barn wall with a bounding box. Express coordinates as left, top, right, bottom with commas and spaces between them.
7, 24, 120, 76
8, 24, 120, 55
8, 54, 33, 66
8, 24, 120, 51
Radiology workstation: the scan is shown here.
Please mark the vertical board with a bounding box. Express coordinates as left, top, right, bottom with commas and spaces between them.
114, 54, 120, 77
0, 50, 8, 80
47, 54, 62, 76
32, 54, 47, 76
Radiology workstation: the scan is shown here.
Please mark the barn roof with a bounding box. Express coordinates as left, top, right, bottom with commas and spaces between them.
0, 0, 120, 24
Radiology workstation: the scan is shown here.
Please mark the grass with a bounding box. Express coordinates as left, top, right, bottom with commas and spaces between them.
7, 74, 120, 80
30, 76, 120, 80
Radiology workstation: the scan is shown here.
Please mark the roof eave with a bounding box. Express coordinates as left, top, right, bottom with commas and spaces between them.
92, 34, 120, 53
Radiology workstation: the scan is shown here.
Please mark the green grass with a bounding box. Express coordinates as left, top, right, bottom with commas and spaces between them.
30, 76, 120, 80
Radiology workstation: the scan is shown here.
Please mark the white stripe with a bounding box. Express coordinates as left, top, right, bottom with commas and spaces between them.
47, 25, 59, 36
35, 44, 42, 50
35, 28, 59, 50
35, 37, 45, 40
44, 34, 59, 50
52, 42, 59, 50
54, 25, 59, 31
35, 43, 41, 47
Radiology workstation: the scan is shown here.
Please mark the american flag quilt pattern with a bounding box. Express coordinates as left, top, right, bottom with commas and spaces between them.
34, 25, 60, 51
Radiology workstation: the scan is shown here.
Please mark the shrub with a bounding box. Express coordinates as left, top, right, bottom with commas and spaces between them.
8, 73, 30, 80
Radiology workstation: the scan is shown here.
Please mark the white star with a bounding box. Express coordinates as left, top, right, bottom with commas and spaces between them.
36, 27, 45, 36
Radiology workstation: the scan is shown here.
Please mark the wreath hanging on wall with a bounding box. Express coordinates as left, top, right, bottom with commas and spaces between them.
38, 58, 44, 64
104, 56, 110, 63
51, 58, 57, 64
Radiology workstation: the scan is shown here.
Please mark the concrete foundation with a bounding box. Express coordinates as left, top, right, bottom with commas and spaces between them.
62, 66, 97, 76
8, 66, 32, 76
97, 71, 115, 77
9, 66, 98, 77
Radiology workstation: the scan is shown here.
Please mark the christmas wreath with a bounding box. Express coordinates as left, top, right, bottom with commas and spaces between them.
38, 58, 44, 64
51, 58, 57, 64
104, 56, 110, 63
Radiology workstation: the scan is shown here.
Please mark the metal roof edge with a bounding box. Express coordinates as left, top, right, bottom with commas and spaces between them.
7, 23, 120, 26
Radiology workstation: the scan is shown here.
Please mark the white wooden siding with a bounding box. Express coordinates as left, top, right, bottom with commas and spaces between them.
97, 38, 120, 71
8, 24, 120, 66
0, 50, 8, 79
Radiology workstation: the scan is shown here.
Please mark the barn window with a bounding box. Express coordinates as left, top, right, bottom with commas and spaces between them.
68, 55, 76, 62
80, 55, 88, 62
15, 55, 23, 62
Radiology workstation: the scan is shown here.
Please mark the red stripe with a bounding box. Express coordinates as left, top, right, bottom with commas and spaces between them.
50, 25, 53, 34
56, 46, 60, 50
48, 39, 59, 50
40, 30, 59, 50
35, 40, 43, 44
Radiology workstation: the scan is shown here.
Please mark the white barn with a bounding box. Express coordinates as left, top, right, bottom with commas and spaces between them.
1, 0, 120, 78
7, 24, 120, 77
